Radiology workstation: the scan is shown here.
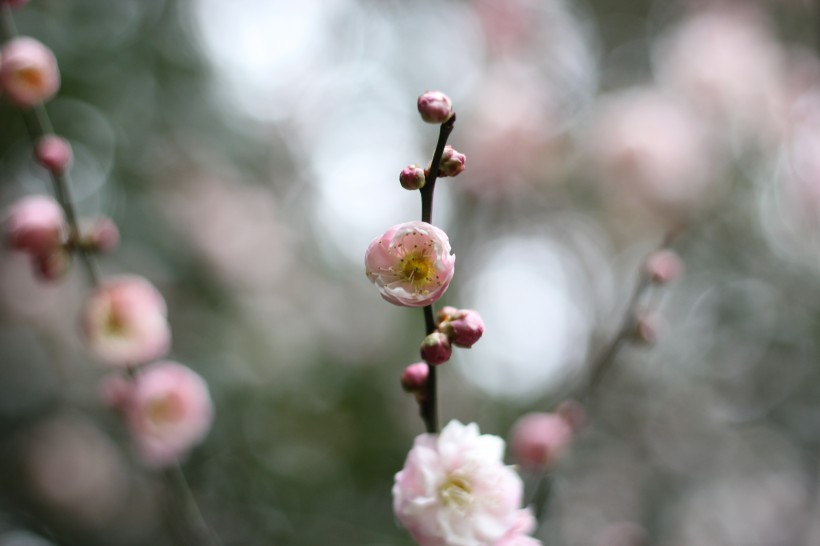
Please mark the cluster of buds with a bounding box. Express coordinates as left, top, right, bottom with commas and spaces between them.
3, 194, 120, 280
417, 307, 485, 367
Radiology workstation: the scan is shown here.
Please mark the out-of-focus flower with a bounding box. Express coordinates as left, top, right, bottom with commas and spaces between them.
401, 362, 430, 394
4, 195, 65, 257
509, 412, 573, 471
645, 249, 683, 284
655, 6, 786, 141
365, 221, 455, 307
117, 361, 213, 467
34, 135, 73, 174
418, 90, 454, 124
33, 247, 71, 281
79, 216, 120, 253
420, 331, 452, 366
435, 145, 466, 178
586, 88, 717, 219
400, 164, 427, 191
2, 0, 31, 9
393, 420, 535, 546
439, 308, 485, 348
82, 276, 171, 367
0, 37, 60, 108
494, 510, 543, 546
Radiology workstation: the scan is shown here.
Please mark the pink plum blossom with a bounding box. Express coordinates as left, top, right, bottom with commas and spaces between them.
0, 37, 60, 108
117, 361, 213, 467
418, 90, 454, 124
509, 412, 573, 471
365, 221, 455, 308
35, 135, 73, 174
4, 195, 66, 256
82, 276, 171, 367
494, 510, 543, 546
393, 420, 536, 546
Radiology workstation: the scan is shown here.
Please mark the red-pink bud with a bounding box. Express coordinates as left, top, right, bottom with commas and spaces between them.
436, 145, 466, 177
35, 135, 73, 174
399, 164, 426, 191
1, 0, 30, 8
80, 216, 120, 252
417, 90, 453, 124
33, 248, 71, 281
510, 412, 573, 471
442, 308, 484, 348
633, 312, 664, 345
644, 249, 683, 284
437, 305, 459, 325
400, 362, 429, 393
420, 331, 452, 366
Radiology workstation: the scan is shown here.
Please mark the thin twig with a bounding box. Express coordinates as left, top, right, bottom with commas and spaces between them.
417, 115, 456, 434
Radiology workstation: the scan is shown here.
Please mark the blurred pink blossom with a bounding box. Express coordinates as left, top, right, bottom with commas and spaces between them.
494, 510, 542, 546
586, 88, 717, 219
510, 412, 573, 471
644, 249, 683, 284
4, 195, 66, 257
365, 221, 455, 308
82, 275, 171, 368
393, 420, 536, 546
121, 361, 213, 467
655, 6, 786, 141
0, 37, 60, 108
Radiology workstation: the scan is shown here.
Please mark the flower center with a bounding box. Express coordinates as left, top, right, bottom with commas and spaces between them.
16, 67, 44, 89
438, 475, 473, 509
145, 393, 185, 426
398, 252, 435, 286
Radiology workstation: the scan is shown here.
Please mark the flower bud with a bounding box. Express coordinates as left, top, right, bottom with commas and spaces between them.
35, 135, 73, 174
400, 362, 429, 393
644, 249, 683, 284
4, 195, 66, 256
33, 248, 71, 281
436, 145, 466, 177
399, 164, 426, 190
437, 305, 459, 325
80, 216, 120, 253
555, 400, 587, 433
1, 0, 31, 8
632, 312, 664, 345
0, 37, 60, 108
441, 308, 484, 348
509, 412, 573, 471
420, 331, 452, 366
417, 90, 453, 124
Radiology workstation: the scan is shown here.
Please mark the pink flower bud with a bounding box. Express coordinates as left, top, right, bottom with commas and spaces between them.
82, 276, 171, 368
80, 216, 120, 252
644, 249, 683, 284
510, 412, 573, 471
123, 361, 213, 467
400, 362, 429, 393
436, 145, 466, 177
632, 312, 665, 345
35, 135, 73, 174
4, 195, 66, 256
441, 308, 484, 348
399, 164, 426, 191
33, 248, 71, 281
555, 400, 587, 433
0, 37, 60, 108
437, 305, 459, 325
417, 90, 454, 124
365, 221, 456, 308
420, 331, 452, 366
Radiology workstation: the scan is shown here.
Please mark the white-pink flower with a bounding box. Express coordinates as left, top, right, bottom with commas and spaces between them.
82, 275, 171, 367
116, 361, 213, 467
365, 221, 455, 308
0, 36, 60, 108
393, 420, 536, 546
